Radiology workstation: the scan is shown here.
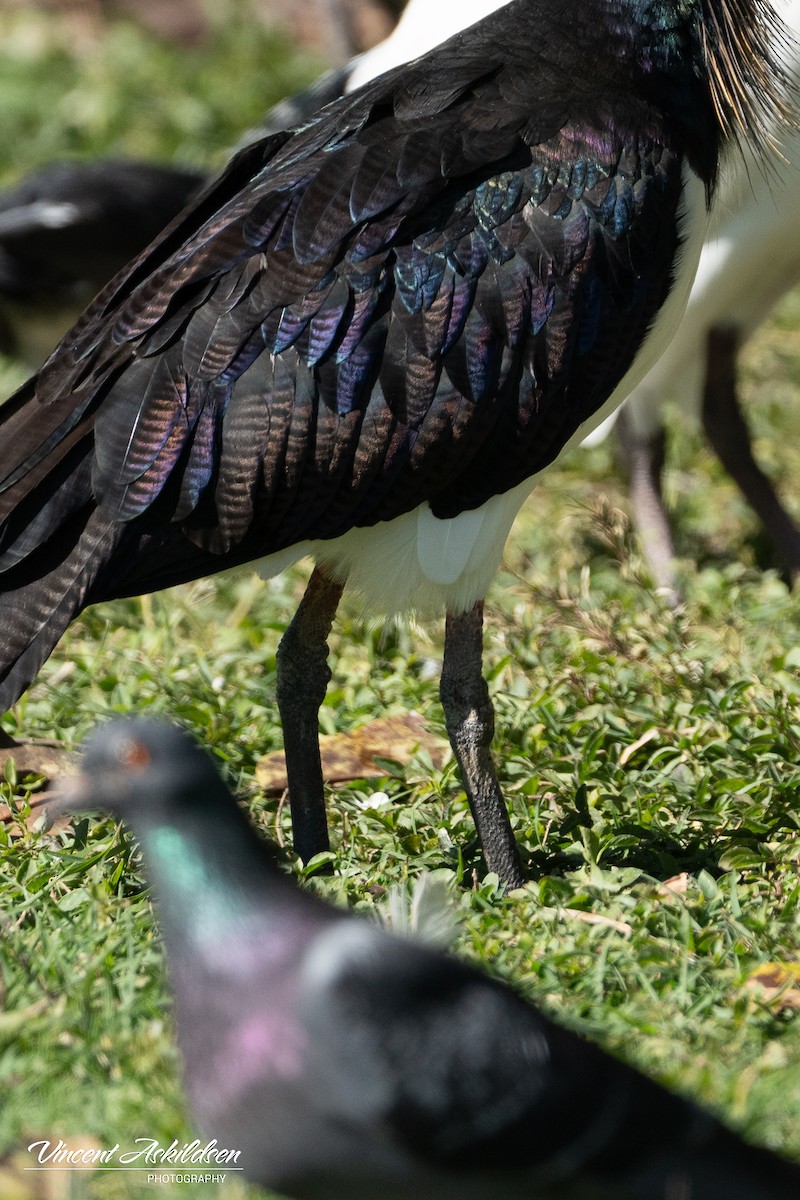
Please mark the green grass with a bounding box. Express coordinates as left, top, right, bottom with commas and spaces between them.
0, 2, 322, 177
2, 5, 800, 1198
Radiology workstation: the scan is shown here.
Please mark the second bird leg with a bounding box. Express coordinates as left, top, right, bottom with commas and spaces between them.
703, 325, 800, 581
440, 602, 525, 890
276, 565, 345, 864
615, 404, 679, 603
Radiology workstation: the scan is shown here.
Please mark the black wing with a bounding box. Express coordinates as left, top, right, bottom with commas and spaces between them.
0, 10, 683, 706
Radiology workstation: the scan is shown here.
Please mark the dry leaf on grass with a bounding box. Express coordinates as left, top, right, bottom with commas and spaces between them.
0, 999, 51, 1048
0, 741, 76, 833
0, 1134, 104, 1200
538, 906, 634, 935
256, 712, 449, 791
657, 872, 690, 900
0, 741, 73, 782
744, 962, 800, 1010
619, 726, 659, 766
0, 1162, 35, 1200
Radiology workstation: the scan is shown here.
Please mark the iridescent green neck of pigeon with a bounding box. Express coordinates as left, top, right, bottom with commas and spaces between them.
135, 812, 274, 951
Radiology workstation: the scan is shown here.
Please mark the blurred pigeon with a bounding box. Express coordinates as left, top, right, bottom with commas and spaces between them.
57, 717, 800, 1200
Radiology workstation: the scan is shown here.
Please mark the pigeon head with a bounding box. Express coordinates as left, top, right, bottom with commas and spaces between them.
55, 718, 298, 950
57, 717, 231, 824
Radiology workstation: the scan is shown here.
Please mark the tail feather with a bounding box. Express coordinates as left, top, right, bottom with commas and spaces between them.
0, 507, 123, 712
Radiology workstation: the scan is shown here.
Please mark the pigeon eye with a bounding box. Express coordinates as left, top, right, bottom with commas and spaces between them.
116, 738, 151, 770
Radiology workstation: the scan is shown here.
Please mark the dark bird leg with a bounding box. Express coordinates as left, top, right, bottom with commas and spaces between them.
702, 325, 800, 581
440, 602, 525, 890
615, 404, 680, 603
276, 565, 345, 864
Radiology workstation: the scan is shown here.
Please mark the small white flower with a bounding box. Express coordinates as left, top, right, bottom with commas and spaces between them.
356, 791, 392, 811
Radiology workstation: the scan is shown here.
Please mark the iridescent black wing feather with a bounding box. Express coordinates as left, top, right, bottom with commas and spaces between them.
0, 7, 688, 708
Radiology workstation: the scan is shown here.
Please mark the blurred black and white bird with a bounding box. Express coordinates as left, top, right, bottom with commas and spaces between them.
0, 160, 205, 366
341, 0, 510, 91
56, 717, 800, 1200
0, 0, 794, 889
584, 0, 800, 596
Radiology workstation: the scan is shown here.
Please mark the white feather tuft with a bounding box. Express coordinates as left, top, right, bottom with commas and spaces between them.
379, 871, 460, 950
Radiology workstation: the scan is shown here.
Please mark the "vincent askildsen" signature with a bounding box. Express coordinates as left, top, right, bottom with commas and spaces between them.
27, 1138, 242, 1166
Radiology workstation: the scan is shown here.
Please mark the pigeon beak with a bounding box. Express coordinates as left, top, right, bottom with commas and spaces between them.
45, 770, 94, 818
45, 765, 138, 823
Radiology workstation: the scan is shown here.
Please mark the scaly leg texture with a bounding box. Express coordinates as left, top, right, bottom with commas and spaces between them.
440, 602, 525, 890
276, 565, 345, 864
